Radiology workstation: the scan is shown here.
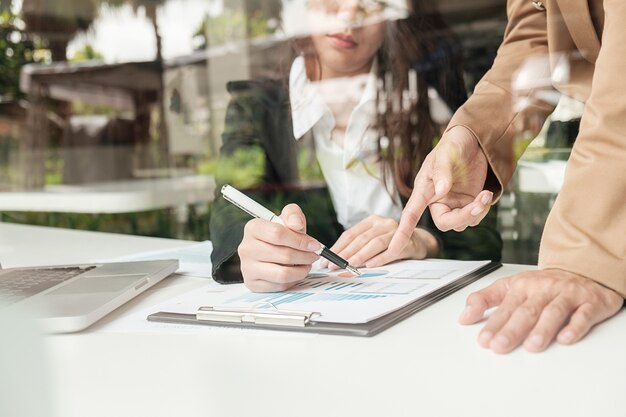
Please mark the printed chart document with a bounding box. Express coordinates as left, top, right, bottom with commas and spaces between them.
148, 259, 500, 336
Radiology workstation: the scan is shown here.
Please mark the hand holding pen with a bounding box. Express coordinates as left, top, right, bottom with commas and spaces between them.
222, 185, 361, 293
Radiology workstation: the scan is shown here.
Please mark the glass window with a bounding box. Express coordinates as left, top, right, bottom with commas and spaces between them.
1, 0, 578, 265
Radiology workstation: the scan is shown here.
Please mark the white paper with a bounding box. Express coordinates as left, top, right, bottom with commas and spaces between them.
97, 280, 316, 337
157, 259, 491, 324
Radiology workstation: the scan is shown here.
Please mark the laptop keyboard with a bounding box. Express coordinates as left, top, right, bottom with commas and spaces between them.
0, 266, 95, 306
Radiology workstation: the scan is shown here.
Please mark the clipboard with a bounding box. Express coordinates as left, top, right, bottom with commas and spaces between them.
148, 261, 501, 337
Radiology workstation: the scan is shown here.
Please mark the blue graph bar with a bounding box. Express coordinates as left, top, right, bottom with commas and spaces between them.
322, 282, 363, 291
333, 283, 353, 291
310, 293, 387, 302
273, 292, 312, 306
226, 292, 302, 305
225, 286, 390, 307
325, 282, 345, 291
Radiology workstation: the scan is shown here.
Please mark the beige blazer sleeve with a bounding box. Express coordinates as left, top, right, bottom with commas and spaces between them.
447, 0, 626, 297
539, 0, 626, 298
446, 0, 557, 195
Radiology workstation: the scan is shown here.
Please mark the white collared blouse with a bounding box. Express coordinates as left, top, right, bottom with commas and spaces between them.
290, 54, 456, 230
289, 56, 403, 230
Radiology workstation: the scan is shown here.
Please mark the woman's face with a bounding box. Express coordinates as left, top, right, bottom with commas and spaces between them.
307, 0, 386, 80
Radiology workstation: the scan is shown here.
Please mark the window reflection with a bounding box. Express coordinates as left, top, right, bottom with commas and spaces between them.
209, 0, 502, 282
0, 0, 578, 264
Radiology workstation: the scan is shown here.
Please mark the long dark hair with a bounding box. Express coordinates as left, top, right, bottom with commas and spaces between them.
376, 1, 464, 198
292, 1, 464, 198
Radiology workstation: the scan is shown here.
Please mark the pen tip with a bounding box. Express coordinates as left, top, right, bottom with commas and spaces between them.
347, 265, 362, 276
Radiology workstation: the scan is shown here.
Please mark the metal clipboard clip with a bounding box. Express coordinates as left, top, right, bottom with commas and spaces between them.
196, 302, 320, 328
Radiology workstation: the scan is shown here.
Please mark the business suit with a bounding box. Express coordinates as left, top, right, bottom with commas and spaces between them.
448, 0, 625, 297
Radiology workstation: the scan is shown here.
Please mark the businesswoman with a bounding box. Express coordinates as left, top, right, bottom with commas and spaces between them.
210, 0, 502, 291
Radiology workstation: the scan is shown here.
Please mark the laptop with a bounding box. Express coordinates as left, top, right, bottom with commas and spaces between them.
0, 259, 178, 333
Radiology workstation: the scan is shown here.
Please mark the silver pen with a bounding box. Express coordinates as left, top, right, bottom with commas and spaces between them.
221, 185, 362, 276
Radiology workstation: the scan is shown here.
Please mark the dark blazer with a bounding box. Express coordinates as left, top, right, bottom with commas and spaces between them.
210, 75, 502, 284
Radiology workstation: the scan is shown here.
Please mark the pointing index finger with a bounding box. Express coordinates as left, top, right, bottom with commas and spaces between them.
388, 179, 434, 255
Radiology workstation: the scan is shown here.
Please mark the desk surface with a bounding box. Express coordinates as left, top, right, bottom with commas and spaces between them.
1, 223, 624, 417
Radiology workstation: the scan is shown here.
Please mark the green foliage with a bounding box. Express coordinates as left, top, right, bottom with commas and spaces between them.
194, 10, 245, 50
246, 9, 279, 39
297, 147, 324, 182
99, 0, 166, 11
0, 9, 43, 100
69, 43, 103, 62
199, 147, 265, 189
193, 7, 279, 50
70, 101, 118, 116
0, 202, 213, 241
1, 209, 178, 238
513, 134, 535, 161
0, 131, 17, 187
199, 145, 324, 190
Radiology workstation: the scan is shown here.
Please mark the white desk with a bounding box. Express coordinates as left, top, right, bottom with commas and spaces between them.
1, 223, 624, 417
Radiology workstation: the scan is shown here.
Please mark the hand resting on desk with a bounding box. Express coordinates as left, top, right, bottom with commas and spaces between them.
459, 269, 623, 354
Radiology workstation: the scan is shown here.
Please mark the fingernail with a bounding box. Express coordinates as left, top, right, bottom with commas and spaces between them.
471, 206, 483, 216
491, 335, 509, 350
307, 241, 321, 251
481, 192, 492, 205
435, 180, 447, 196
478, 331, 493, 347
527, 334, 544, 350
560, 330, 575, 344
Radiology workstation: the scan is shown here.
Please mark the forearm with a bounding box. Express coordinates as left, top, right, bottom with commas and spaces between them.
447, 0, 555, 198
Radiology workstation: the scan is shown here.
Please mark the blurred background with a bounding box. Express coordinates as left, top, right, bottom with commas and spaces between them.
0, 0, 580, 264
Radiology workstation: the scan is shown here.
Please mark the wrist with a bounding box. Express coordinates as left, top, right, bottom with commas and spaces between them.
442, 125, 478, 148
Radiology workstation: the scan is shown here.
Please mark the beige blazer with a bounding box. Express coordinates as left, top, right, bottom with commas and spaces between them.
448, 0, 626, 297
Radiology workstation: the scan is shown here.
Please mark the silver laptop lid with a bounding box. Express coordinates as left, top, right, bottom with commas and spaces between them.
0, 260, 178, 333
